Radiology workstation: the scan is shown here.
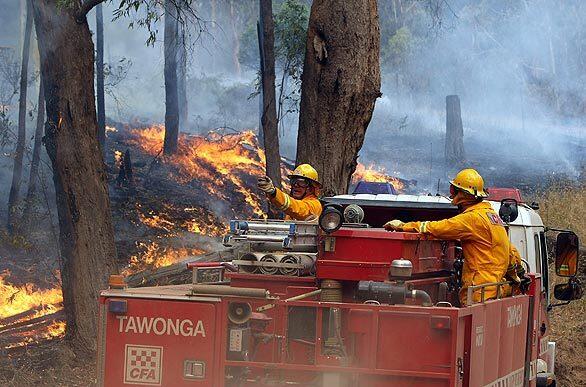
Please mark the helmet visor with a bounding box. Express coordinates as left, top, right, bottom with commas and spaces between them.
291, 177, 310, 188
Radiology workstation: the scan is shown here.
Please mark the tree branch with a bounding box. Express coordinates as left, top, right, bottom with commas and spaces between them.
77, 0, 105, 22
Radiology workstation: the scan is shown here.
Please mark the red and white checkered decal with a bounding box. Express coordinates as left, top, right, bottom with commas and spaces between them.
124, 344, 163, 385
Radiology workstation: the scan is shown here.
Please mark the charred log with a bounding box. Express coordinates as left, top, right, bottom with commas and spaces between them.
116, 149, 134, 187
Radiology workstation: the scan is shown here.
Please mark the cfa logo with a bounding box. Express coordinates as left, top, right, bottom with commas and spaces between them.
507, 305, 523, 328
124, 344, 163, 385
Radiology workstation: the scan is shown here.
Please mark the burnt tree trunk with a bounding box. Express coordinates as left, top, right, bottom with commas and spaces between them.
176, 23, 188, 132
296, 0, 381, 196
96, 3, 106, 153
259, 0, 282, 191
445, 95, 465, 166
31, 0, 118, 354
22, 74, 44, 225
7, 0, 32, 233
164, 0, 180, 155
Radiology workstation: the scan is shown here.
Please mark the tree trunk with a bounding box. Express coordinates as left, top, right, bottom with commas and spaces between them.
296, 0, 381, 196
96, 3, 106, 153
164, 0, 179, 155
230, 0, 241, 76
22, 74, 44, 225
7, 0, 33, 234
176, 23, 188, 132
259, 0, 282, 191
31, 0, 118, 354
445, 95, 465, 166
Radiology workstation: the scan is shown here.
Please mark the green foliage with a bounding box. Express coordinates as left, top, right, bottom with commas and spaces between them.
274, 0, 308, 115
274, 0, 308, 75
113, 0, 165, 46
382, 27, 413, 68
112, 1, 201, 46
239, 0, 309, 123
238, 23, 259, 70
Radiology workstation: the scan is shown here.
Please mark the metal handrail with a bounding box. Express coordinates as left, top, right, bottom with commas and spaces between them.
465, 280, 514, 306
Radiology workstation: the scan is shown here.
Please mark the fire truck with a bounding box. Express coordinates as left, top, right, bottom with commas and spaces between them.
97, 187, 582, 387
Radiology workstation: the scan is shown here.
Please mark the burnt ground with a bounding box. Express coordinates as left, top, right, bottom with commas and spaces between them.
1, 126, 585, 386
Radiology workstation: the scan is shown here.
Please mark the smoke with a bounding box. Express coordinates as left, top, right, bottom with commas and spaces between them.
363, 0, 586, 190
2, 1, 583, 195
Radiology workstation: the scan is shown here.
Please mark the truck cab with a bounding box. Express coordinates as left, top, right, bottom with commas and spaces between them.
97, 187, 581, 387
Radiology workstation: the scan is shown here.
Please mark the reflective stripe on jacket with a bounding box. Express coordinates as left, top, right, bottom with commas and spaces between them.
270, 188, 322, 221
401, 201, 519, 304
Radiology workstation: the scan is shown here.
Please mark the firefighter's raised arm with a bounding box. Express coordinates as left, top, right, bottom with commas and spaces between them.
257, 164, 323, 221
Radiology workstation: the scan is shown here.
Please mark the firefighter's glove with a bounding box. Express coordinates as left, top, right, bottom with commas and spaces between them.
257, 176, 276, 195
518, 267, 531, 294
384, 219, 404, 231
505, 264, 521, 285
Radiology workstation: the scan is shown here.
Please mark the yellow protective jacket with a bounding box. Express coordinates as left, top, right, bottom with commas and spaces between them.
400, 201, 521, 305
269, 188, 322, 221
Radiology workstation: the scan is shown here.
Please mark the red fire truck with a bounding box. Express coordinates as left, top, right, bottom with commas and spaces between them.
97, 188, 582, 387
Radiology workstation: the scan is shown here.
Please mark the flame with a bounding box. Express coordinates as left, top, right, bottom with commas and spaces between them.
46, 320, 67, 337
137, 204, 177, 232
0, 272, 63, 322
0, 271, 65, 349
352, 163, 405, 192
114, 150, 123, 167
106, 125, 118, 135
122, 241, 206, 275
126, 126, 268, 216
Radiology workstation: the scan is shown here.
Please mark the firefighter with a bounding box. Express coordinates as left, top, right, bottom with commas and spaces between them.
383, 168, 527, 305
257, 164, 323, 221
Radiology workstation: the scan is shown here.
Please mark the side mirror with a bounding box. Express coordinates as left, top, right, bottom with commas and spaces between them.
553, 279, 583, 301
499, 199, 519, 223
555, 231, 579, 277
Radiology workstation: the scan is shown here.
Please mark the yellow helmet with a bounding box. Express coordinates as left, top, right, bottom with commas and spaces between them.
288, 164, 321, 187
450, 168, 488, 198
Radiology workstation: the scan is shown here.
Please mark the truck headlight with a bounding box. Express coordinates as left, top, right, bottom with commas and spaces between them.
319, 205, 343, 233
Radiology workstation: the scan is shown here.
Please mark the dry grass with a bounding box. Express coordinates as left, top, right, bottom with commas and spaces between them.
537, 183, 586, 240
533, 184, 586, 387
0, 340, 96, 386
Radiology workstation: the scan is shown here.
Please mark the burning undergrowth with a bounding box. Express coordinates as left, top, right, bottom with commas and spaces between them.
0, 270, 65, 350
1, 123, 406, 352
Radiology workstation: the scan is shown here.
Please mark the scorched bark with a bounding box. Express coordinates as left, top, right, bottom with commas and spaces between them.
296, 0, 381, 196
31, 0, 118, 354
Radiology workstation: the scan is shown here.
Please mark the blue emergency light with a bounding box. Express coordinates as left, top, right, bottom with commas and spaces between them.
352, 181, 397, 195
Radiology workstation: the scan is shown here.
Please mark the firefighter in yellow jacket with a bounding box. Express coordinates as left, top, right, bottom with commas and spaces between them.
257, 164, 322, 221
384, 168, 526, 305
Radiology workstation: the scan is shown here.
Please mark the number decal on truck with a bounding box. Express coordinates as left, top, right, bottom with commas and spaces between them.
507, 305, 522, 328
475, 325, 484, 347
124, 344, 163, 385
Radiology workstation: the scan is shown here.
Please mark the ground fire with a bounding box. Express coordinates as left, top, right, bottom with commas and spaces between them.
0, 125, 408, 352
0, 272, 65, 349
